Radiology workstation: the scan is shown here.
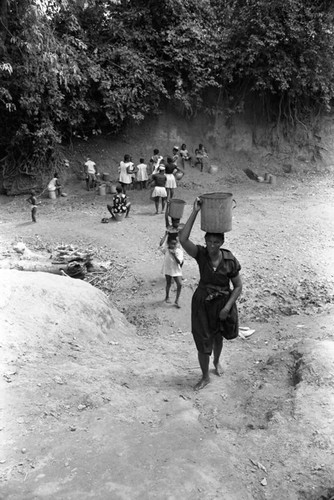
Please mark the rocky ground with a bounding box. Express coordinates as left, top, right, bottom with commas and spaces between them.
0, 146, 334, 500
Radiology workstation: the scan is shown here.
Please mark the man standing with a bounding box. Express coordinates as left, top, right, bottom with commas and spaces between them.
84, 157, 97, 191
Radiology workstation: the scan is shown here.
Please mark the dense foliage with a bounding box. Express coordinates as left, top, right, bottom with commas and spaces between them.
0, 0, 334, 190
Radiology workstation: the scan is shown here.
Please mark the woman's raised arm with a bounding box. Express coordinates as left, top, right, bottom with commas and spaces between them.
179, 198, 201, 259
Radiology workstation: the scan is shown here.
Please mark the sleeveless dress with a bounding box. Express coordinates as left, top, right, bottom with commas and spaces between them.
119, 161, 133, 185
165, 163, 177, 189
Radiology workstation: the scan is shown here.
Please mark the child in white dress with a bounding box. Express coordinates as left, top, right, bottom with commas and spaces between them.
160, 234, 184, 308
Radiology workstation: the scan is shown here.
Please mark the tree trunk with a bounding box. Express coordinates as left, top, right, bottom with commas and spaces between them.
0, 0, 7, 30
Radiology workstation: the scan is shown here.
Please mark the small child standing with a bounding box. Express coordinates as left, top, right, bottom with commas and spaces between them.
160, 234, 184, 308
195, 143, 208, 172
26, 190, 41, 223
136, 158, 148, 189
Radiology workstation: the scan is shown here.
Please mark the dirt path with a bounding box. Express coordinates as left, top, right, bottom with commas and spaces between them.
1, 162, 334, 499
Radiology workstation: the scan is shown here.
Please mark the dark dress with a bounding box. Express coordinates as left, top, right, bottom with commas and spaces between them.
191, 245, 241, 354
165, 163, 176, 175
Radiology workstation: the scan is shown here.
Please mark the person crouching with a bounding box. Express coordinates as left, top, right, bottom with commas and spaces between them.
107, 184, 131, 219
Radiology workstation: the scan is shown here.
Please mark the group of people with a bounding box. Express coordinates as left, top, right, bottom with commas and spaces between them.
97, 143, 242, 392
114, 147, 184, 214
158, 198, 242, 391
84, 143, 209, 212
26, 146, 243, 394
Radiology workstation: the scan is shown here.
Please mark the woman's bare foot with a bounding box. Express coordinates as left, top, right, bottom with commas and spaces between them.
174, 302, 181, 308
194, 376, 210, 391
213, 362, 223, 377
165, 298, 171, 303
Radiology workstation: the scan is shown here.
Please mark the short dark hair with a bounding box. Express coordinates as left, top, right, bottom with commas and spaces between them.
124, 154, 130, 162
167, 234, 178, 243
205, 232, 225, 243
140, 158, 144, 163
116, 183, 123, 193
153, 149, 159, 155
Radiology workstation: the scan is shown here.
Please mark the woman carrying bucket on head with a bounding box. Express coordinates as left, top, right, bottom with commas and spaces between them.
179, 194, 242, 391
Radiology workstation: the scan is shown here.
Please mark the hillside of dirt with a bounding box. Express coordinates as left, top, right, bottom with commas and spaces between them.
0, 139, 334, 500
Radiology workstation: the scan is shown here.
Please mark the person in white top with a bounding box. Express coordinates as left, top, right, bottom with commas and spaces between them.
149, 149, 163, 175
160, 234, 184, 308
118, 154, 133, 194
84, 157, 97, 191
47, 173, 62, 196
136, 158, 148, 189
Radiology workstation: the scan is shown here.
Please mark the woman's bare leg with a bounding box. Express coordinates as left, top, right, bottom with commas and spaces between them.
194, 352, 210, 390
213, 335, 223, 376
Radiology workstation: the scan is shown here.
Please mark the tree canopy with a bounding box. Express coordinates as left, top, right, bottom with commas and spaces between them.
1, 0, 334, 190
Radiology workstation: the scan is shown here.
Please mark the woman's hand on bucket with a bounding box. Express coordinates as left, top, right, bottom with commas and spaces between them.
193, 197, 202, 212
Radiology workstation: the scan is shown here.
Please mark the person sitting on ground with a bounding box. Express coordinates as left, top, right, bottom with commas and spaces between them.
47, 172, 62, 197
84, 157, 97, 191
179, 197, 243, 391
150, 164, 167, 214
107, 184, 131, 219
159, 234, 184, 309
179, 143, 192, 168
194, 144, 208, 172
136, 158, 148, 189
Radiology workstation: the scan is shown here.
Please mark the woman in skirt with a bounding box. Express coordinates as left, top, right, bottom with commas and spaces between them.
151, 165, 167, 214
179, 197, 243, 391
165, 156, 184, 201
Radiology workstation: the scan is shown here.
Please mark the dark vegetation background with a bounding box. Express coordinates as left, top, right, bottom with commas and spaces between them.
0, 0, 334, 193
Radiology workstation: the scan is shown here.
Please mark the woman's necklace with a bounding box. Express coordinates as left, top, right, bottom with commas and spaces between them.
210, 251, 222, 271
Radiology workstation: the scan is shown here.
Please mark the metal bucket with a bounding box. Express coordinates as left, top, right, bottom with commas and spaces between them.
99, 184, 106, 196
209, 164, 219, 174
200, 192, 236, 233
114, 213, 125, 222
169, 199, 186, 219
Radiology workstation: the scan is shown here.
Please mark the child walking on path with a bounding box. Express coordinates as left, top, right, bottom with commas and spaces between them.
26, 190, 41, 222
160, 234, 184, 308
